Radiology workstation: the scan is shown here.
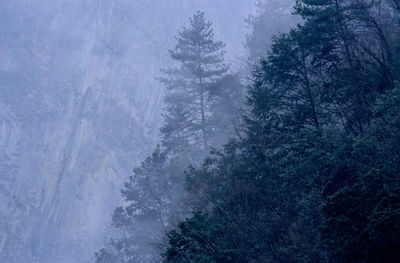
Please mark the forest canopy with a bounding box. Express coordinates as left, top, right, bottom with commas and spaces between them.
95, 1, 400, 262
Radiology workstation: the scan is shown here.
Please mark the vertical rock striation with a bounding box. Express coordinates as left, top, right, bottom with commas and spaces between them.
0, 1, 255, 262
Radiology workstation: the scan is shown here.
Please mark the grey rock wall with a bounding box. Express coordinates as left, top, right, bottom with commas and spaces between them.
0, 1, 255, 262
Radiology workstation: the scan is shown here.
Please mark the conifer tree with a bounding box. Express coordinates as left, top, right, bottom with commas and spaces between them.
160, 11, 228, 155
94, 11, 238, 263
162, 1, 400, 262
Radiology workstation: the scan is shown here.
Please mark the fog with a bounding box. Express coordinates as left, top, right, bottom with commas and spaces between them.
0, 1, 297, 262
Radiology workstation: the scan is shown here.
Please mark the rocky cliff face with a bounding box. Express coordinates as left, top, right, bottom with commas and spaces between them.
0, 1, 254, 262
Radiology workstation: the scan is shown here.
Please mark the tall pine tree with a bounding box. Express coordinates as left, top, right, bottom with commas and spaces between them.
160, 11, 228, 156
94, 11, 240, 263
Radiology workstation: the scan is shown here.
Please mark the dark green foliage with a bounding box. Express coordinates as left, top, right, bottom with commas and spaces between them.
163, 1, 400, 262
320, 85, 400, 262
180, 134, 331, 262
322, 167, 400, 263
96, 1, 400, 262
163, 212, 240, 263
163, 212, 215, 263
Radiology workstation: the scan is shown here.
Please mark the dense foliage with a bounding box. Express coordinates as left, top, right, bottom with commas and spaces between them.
96, 0, 400, 262
163, 0, 400, 262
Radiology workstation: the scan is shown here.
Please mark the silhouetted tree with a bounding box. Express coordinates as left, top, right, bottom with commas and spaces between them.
160, 11, 228, 155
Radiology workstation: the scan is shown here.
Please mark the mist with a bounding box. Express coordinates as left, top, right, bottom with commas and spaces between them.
3, 0, 398, 263
0, 1, 289, 262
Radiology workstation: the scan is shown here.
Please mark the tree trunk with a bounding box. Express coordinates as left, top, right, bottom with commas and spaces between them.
199, 86, 208, 150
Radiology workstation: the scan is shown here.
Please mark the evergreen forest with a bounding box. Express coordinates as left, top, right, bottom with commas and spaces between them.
95, 1, 400, 262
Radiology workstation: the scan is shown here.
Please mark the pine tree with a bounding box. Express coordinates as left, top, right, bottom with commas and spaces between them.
160, 11, 228, 155
162, 2, 400, 262
94, 11, 237, 263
